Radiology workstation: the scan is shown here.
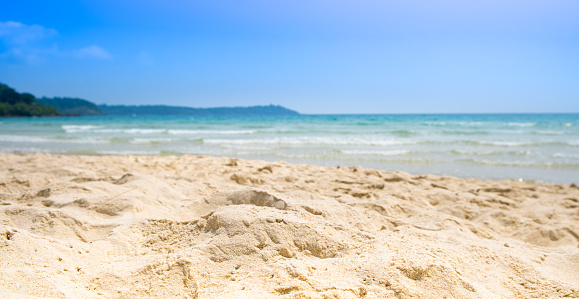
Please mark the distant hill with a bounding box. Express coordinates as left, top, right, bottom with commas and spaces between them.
0, 83, 61, 117
98, 104, 299, 116
38, 97, 103, 116
1, 82, 299, 117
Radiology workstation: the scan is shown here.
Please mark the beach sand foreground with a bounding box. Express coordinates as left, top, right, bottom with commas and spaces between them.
0, 153, 578, 298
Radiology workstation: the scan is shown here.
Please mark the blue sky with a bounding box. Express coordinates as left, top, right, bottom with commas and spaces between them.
1, 0, 578, 114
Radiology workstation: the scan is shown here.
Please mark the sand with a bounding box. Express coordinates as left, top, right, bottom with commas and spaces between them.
0, 152, 577, 298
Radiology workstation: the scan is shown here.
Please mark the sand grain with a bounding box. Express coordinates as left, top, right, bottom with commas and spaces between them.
0, 153, 578, 298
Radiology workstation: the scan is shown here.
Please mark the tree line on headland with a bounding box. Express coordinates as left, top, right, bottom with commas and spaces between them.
0, 82, 299, 117
0, 83, 61, 116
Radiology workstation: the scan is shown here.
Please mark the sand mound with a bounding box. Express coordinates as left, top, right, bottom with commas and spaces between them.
0, 153, 577, 298
226, 189, 289, 210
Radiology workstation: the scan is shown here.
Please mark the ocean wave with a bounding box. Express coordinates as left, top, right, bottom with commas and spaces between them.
259, 128, 305, 134
422, 121, 447, 126
409, 139, 579, 148
109, 137, 132, 144
507, 122, 536, 127
203, 137, 414, 147
0, 134, 109, 144
422, 121, 538, 128
130, 138, 177, 144
553, 152, 579, 158
66, 137, 111, 144
390, 130, 417, 137
61, 125, 103, 133
218, 144, 277, 151
94, 128, 167, 134
0, 135, 51, 143
167, 129, 256, 135
533, 130, 564, 135
476, 141, 531, 147
470, 159, 579, 170
441, 130, 489, 136
422, 121, 487, 127
76, 128, 258, 135
471, 140, 567, 147
340, 149, 411, 156
451, 150, 533, 156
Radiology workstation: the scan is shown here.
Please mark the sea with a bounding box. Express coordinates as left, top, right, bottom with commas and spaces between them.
1, 114, 578, 184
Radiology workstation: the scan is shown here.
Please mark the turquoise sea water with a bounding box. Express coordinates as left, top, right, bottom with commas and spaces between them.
1, 114, 578, 184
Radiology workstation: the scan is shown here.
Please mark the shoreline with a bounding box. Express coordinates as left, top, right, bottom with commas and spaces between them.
2, 113, 578, 185
1, 152, 578, 298
3, 150, 578, 186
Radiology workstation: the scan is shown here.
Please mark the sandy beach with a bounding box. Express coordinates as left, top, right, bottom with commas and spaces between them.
0, 152, 577, 298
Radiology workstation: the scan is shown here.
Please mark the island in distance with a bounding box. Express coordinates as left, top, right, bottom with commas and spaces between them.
41, 97, 300, 116
1, 81, 299, 117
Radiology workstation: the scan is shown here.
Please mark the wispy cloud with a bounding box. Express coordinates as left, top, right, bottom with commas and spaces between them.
75, 45, 112, 60
0, 21, 112, 64
0, 46, 59, 65
0, 21, 57, 45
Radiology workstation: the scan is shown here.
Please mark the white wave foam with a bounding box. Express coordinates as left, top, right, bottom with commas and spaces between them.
477, 141, 531, 147
423, 121, 447, 126
507, 122, 536, 127
341, 150, 411, 156
167, 129, 256, 135
452, 149, 532, 156
533, 130, 564, 135
0, 135, 51, 143
203, 137, 413, 147
94, 128, 167, 134
62, 125, 103, 133
130, 138, 176, 144
472, 159, 579, 169
424, 121, 537, 128
553, 152, 579, 158
423, 121, 486, 127
219, 144, 276, 150
0, 134, 108, 144
63, 137, 110, 144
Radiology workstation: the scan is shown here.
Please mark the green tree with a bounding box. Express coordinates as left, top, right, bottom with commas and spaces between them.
11, 102, 33, 116
0, 82, 62, 117
20, 93, 37, 105
0, 83, 21, 105
0, 102, 8, 116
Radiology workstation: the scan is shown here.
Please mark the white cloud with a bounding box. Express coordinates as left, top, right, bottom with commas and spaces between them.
0, 47, 44, 65
0, 21, 57, 45
0, 21, 112, 64
75, 45, 112, 60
